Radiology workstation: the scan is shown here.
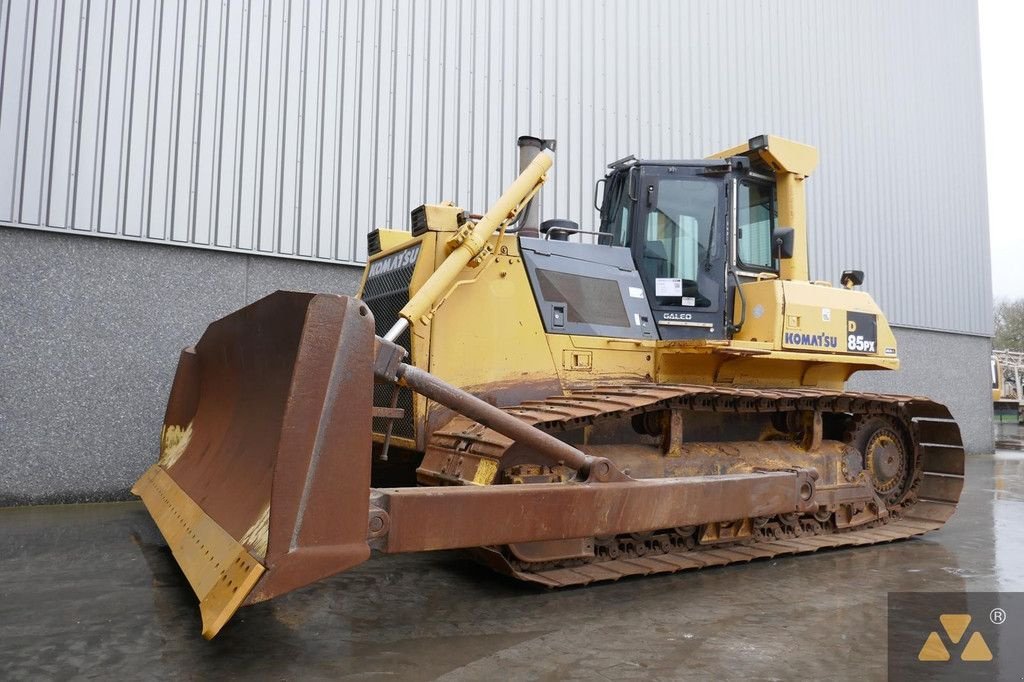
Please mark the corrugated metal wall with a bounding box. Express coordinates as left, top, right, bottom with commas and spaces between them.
0, 0, 991, 335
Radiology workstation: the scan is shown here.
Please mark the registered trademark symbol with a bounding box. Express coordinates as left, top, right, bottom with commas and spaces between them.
991, 607, 1007, 625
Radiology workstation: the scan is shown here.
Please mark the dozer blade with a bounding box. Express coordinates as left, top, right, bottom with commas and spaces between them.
131, 291, 375, 639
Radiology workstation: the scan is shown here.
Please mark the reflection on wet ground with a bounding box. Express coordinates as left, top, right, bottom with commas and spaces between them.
2, 425, 1023, 680
995, 420, 1024, 452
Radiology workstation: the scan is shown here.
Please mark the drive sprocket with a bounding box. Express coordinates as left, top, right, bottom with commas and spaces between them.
845, 415, 910, 504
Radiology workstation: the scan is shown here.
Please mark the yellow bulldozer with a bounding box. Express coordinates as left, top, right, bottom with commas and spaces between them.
133, 135, 964, 639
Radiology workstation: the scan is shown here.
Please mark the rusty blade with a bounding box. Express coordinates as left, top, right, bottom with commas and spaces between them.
133, 291, 376, 638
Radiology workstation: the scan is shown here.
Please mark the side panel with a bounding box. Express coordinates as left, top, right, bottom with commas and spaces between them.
730, 279, 784, 346
780, 281, 899, 362
730, 279, 899, 364
425, 236, 562, 424
546, 334, 656, 385
519, 237, 656, 340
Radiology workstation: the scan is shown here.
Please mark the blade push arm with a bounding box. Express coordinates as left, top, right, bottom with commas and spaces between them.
373, 335, 623, 482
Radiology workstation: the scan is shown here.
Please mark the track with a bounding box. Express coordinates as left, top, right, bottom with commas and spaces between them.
424, 383, 965, 587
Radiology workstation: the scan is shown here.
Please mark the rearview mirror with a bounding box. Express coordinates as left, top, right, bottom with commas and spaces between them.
541, 219, 580, 241
771, 227, 795, 259
840, 269, 864, 289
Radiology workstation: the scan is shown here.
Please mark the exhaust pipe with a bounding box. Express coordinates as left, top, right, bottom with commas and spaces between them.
516, 136, 556, 237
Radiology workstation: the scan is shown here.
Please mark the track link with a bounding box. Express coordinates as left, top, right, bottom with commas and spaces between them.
474, 517, 949, 588
424, 383, 965, 587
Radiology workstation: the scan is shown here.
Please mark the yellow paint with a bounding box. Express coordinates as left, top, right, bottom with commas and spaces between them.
131, 465, 265, 640
708, 135, 818, 281
733, 278, 899, 370
916, 614, 994, 663
918, 632, 950, 661
240, 504, 270, 561
427, 237, 559, 393
415, 203, 463, 233
961, 632, 993, 661
733, 279, 784, 345
548, 335, 654, 385
992, 356, 1004, 401
472, 459, 498, 485
938, 614, 971, 644
158, 423, 192, 469
373, 228, 414, 252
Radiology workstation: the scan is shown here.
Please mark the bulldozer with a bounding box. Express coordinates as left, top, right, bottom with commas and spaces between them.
132, 135, 964, 639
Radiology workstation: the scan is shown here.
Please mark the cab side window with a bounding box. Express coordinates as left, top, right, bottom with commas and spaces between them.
737, 182, 776, 270
602, 173, 633, 248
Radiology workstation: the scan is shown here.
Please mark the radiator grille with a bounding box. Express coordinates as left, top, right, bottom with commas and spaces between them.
361, 246, 419, 441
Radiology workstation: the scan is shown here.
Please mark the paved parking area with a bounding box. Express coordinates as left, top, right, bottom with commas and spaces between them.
2, 424, 1022, 680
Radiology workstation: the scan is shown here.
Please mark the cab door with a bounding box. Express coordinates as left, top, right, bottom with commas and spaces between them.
631, 166, 728, 340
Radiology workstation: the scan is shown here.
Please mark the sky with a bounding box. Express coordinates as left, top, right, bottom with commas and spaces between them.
979, 1, 1024, 302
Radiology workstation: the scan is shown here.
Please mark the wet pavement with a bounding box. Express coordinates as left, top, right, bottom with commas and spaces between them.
2, 423, 1022, 681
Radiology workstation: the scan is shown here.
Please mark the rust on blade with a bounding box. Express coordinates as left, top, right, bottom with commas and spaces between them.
156, 292, 314, 557
133, 291, 377, 638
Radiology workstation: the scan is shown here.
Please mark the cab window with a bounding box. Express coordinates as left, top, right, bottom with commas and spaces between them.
603, 173, 633, 247
639, 178, 719, 308
737, 182, 776, 270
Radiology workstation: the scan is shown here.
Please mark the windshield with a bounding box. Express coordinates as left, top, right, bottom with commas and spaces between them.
637, 178, 720, 308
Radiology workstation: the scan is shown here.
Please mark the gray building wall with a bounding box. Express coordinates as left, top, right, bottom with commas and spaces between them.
0, 227, 362, 504
0, 0, 994, 503
0, 0, 991, 333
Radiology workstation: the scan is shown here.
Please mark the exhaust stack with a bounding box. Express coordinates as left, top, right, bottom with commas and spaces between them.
516, 136, 556, 237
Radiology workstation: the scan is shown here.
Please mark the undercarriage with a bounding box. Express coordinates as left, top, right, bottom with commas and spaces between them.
413, 384, 964, 586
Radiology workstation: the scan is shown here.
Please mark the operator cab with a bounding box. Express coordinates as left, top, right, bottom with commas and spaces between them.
597, 155, 780, 340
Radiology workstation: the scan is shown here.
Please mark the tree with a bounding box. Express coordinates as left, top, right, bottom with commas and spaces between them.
994, 298, 1024, 351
